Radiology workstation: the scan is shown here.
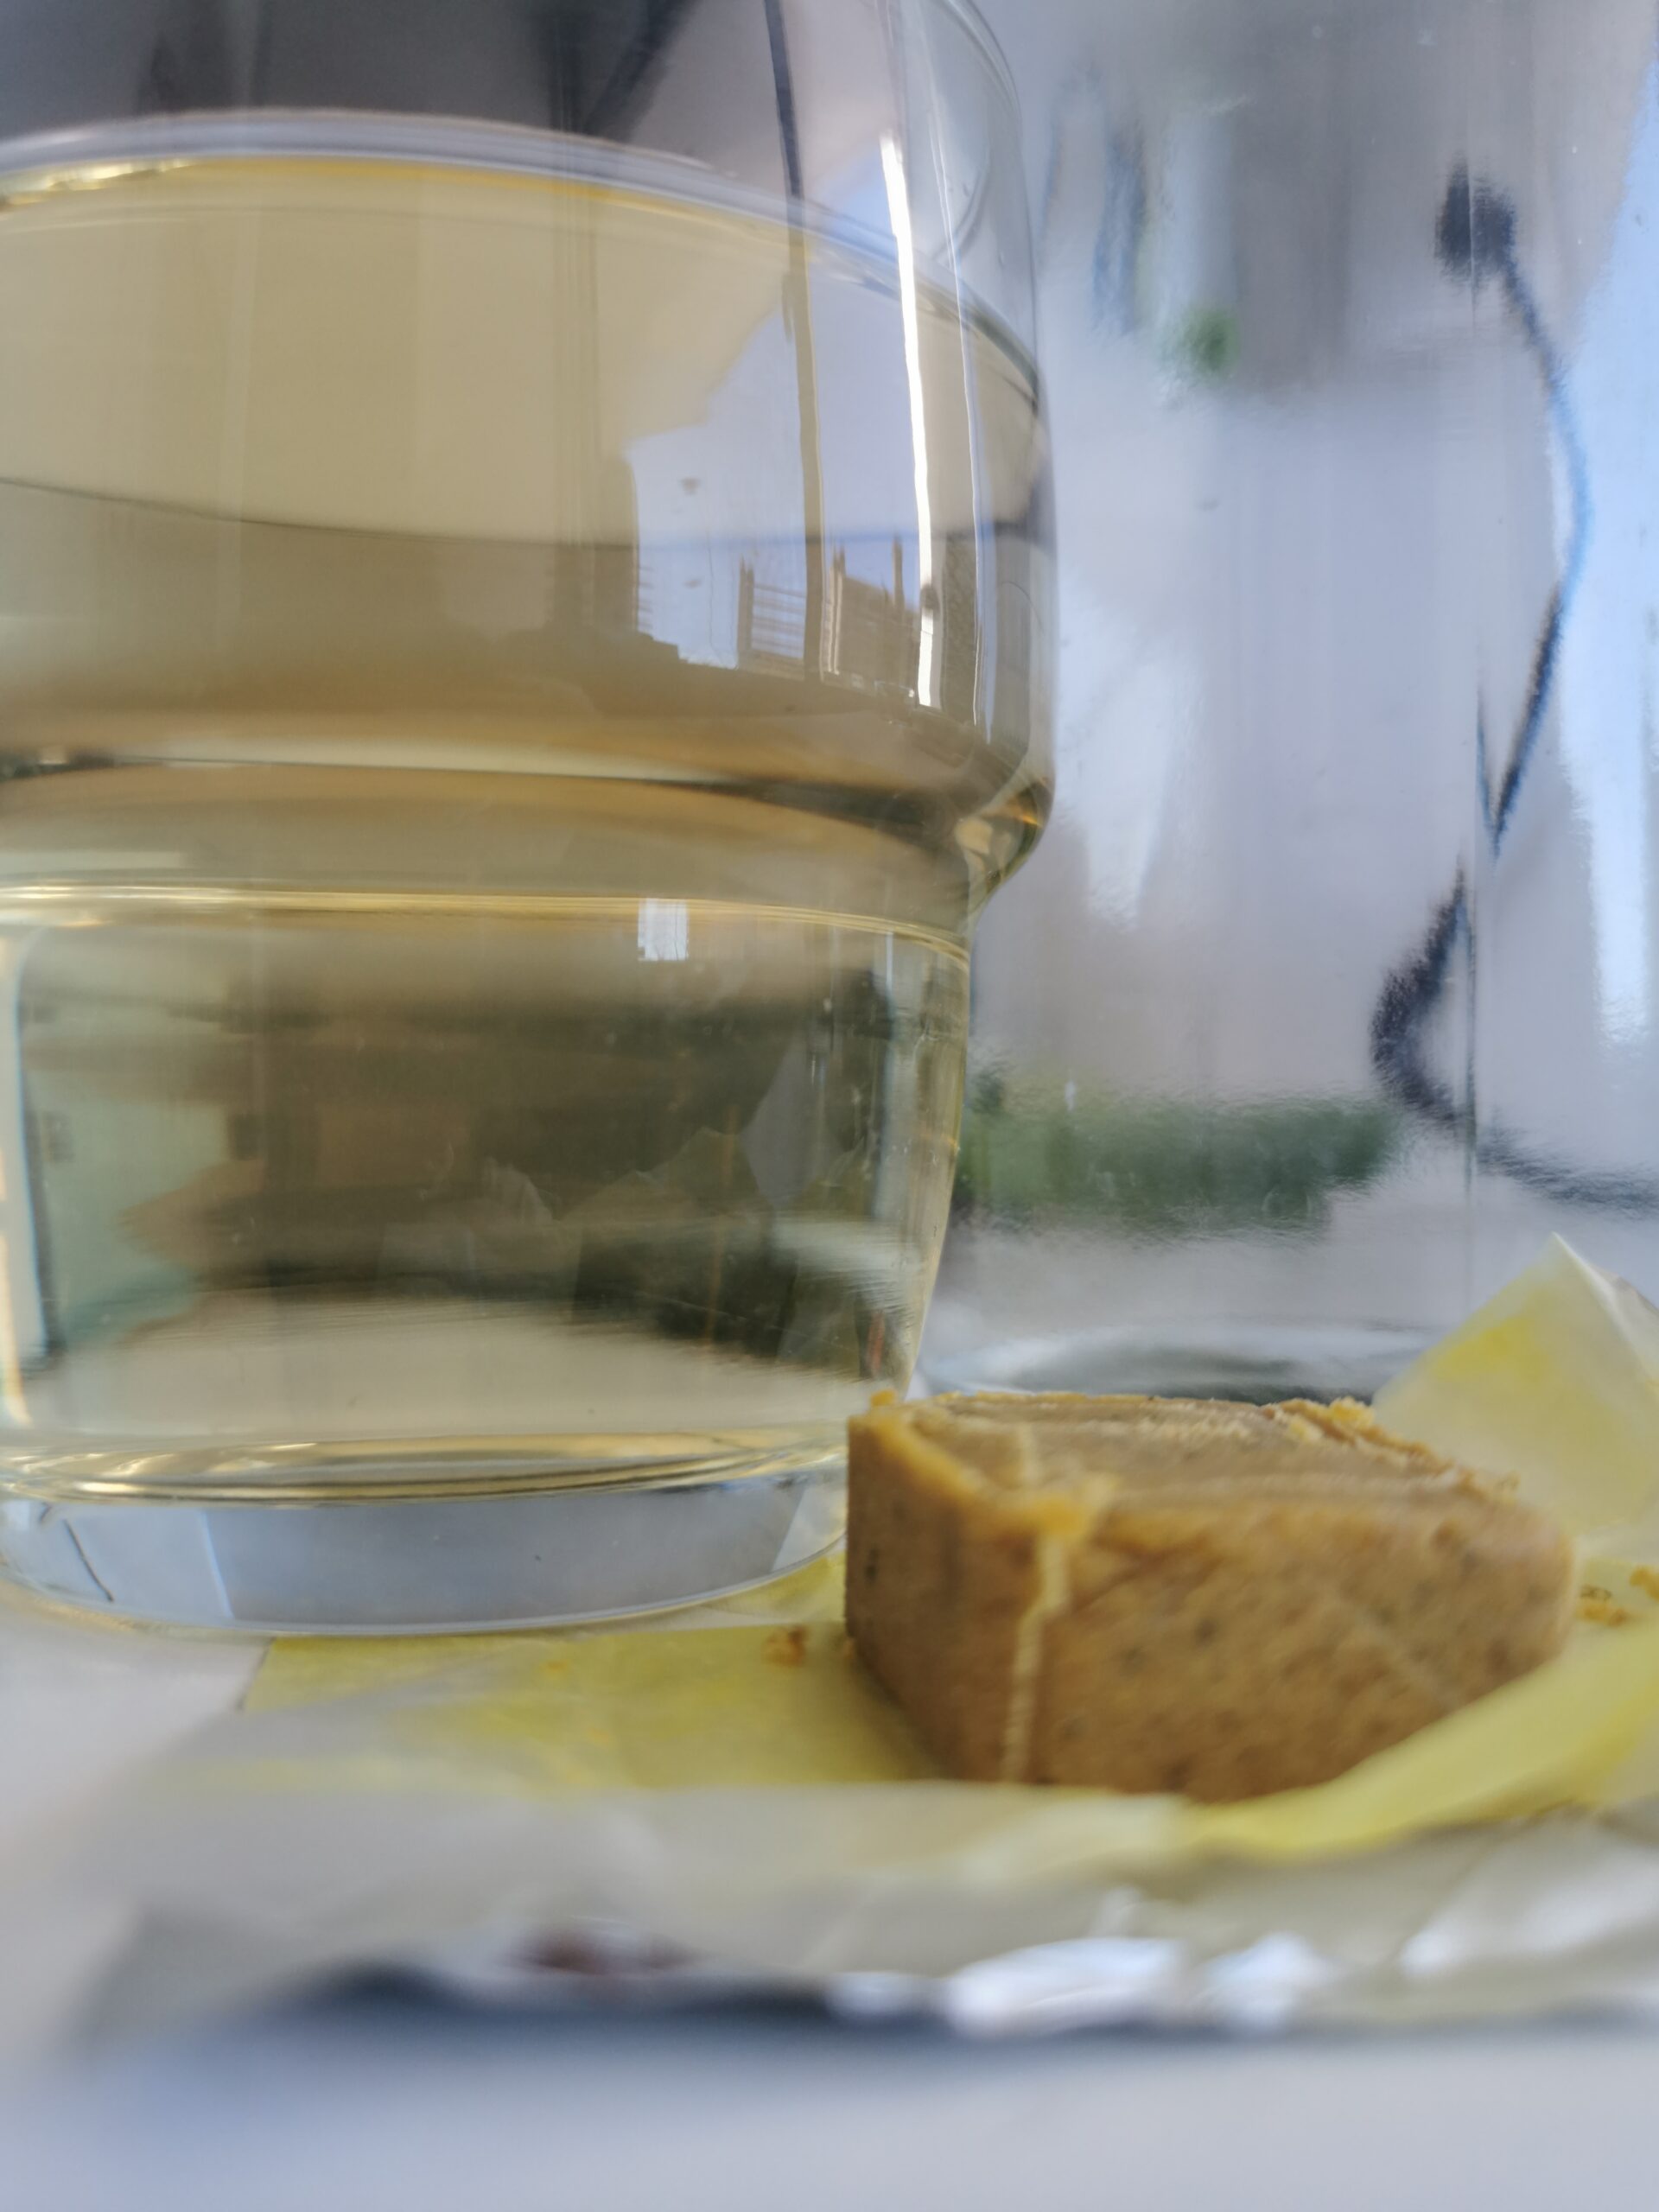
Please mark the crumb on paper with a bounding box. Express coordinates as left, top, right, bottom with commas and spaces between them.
1632, 1567, 1659, 1605
762, 1626, 809, 1668
1579, 1586, 1634, 1627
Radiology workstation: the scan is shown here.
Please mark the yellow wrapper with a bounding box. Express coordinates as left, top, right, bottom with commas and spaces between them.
245, 1239, 1659, 1869
1376, 1234, 1659, 1558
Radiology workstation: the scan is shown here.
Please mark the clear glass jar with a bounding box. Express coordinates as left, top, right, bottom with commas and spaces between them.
926, 0, 1659, 1402
0, 0, 1051, 1629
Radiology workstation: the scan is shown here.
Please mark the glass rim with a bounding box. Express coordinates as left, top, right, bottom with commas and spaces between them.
0, 103, 1035, 368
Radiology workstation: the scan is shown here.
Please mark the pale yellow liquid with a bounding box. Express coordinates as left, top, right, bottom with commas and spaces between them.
0, 145, 1048, 1497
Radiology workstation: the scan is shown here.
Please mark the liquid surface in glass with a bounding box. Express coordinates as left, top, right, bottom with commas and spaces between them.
0, 145, 1048, 1496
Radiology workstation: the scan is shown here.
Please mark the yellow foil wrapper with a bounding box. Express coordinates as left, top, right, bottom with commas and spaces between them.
1376, 1233, 1659, 1560
237, 1239, 1659, 1872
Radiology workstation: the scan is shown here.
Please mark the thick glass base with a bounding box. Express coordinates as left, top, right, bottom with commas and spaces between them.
0, 1446, 846, 1634
919, 1320, 1434, 1405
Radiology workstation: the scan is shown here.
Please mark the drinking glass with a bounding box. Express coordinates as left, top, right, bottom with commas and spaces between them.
924, 0, 1657, 1404
0, 0, 1051, 1629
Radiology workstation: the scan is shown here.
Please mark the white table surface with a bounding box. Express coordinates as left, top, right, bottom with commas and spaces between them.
4, 1591, 1656, 2212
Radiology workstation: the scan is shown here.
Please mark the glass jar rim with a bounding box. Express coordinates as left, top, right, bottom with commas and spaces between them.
0, 97, 1032, 365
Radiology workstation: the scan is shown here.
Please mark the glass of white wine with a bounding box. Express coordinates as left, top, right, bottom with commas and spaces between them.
0, 0, 1050, 1630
